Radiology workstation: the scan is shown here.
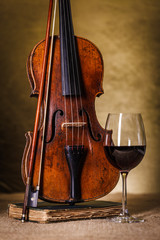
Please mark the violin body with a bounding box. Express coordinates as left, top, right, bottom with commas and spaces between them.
21, 36, 119, 202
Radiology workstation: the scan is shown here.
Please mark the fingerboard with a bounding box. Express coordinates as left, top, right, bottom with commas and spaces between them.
59, 0, 80, 96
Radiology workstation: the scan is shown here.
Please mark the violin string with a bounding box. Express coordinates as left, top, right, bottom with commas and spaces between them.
62, 0, 74, 147
67, 0, 85, 147
59, 0, 68, 146
37, 0, 58, 187
65, 0, 80, 147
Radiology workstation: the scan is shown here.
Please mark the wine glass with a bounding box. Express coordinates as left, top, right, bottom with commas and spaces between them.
104, 113, 146, 223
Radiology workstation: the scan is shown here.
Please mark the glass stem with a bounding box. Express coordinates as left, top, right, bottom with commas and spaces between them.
121, 172, 129, 216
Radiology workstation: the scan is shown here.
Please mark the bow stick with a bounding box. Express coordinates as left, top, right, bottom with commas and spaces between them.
21, 0, 54, 223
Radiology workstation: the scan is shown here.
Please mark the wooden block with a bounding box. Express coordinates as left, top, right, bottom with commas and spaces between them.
8, 201, 121, 223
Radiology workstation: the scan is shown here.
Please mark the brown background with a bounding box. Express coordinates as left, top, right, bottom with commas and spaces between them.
0, 0, 159, 194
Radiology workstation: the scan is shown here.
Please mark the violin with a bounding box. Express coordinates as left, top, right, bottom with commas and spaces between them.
21, 0, 119, 222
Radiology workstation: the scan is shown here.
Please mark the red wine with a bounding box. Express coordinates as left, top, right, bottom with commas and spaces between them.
104, 146, 146, 171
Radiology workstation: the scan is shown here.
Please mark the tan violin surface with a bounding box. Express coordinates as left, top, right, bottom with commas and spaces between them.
21, 36, 119, 202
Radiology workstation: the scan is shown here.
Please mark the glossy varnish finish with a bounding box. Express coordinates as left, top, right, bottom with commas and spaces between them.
21, 36, 119, 202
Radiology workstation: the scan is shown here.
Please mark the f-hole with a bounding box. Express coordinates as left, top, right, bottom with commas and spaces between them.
45, 110, 64, 143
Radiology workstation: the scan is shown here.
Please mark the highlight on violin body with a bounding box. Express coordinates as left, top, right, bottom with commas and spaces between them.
21, 0, 119, 222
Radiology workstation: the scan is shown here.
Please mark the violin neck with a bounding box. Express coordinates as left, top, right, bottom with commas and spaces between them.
59, 0, 81, 96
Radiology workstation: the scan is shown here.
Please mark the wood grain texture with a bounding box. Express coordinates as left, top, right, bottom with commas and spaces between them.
21, 36, 119, 203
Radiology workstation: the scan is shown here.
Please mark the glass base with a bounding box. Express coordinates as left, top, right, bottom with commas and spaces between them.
110, 213, 144, 223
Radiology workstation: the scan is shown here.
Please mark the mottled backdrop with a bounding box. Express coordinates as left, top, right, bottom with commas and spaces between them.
0, 0, 159, 194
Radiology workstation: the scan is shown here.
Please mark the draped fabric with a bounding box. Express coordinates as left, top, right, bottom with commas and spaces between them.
0, 193, 160, 239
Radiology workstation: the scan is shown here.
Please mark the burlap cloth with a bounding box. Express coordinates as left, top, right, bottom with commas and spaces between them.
0, 193, 159, 240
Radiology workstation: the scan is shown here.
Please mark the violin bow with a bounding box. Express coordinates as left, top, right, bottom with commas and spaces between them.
21, 0, 53, 223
